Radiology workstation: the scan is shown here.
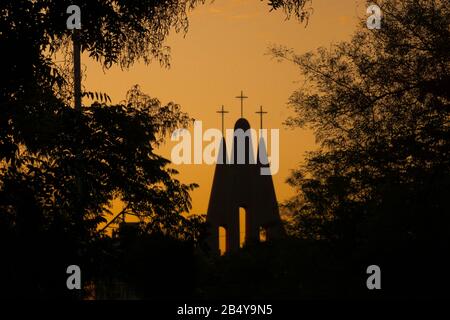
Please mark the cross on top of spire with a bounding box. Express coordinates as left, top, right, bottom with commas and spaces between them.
216, 105, 229, 134
235, 90, 248, 118
256, 105, 268, 129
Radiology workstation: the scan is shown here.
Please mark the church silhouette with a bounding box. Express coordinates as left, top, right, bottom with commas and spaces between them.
206, 91, 285, 255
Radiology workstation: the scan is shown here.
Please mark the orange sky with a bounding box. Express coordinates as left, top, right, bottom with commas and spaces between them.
82, 0, 366, 217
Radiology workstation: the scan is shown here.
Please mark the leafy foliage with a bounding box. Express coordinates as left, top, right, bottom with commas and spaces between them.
273, 0, 450, 245
0, 83, 197, 298
269, 1, 450, 297
265, 0, 312, 22
0, 0, 312, 299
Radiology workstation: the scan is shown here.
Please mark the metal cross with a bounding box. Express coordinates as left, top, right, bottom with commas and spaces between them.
235, 90, 248, 118
216, 105, 229, 134
255, 105, 268, 129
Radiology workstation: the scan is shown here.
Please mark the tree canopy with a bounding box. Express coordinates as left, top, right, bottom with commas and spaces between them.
272, 0, 449, 296
0, 0, 313, 298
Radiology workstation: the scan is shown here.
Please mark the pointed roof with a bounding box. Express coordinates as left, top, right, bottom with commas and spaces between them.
234, 118, 251, 131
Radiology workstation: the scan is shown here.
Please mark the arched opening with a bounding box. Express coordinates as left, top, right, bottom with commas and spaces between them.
259, 226, 267, 242
239, 207, 247, 248
218, 226, 227, 255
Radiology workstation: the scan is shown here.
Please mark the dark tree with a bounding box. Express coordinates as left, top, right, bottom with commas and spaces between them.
272, 0, 450, 297
0, 0, 312, 299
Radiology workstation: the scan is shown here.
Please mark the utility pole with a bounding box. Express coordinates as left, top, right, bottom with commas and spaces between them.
72, 28, 84, 223
73, 30, 81, 110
